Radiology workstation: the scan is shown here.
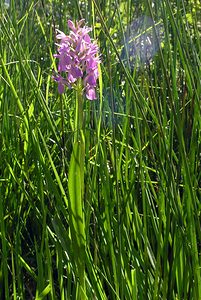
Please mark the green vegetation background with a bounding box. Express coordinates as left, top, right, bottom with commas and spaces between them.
0, 0, 201, 299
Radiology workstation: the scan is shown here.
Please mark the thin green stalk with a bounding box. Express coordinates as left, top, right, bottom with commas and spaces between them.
68, 80, 86, 299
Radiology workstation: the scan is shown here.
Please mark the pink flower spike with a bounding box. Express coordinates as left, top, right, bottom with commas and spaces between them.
53, 19, 100, 99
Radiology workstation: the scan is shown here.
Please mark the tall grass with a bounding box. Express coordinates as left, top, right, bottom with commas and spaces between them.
0, 0, 200, 299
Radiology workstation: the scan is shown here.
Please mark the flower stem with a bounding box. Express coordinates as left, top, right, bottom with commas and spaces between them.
68, 79, 86, 299
75, 79, 84, 142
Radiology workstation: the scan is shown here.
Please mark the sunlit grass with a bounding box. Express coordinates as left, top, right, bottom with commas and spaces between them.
0, 0, 200, 299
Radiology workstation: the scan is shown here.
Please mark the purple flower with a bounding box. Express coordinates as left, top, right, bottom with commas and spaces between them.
86, 86, 96, 100
53, 19, 100, 100
53, 74, 70, 94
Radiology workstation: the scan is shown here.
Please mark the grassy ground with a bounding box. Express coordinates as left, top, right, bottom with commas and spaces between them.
0, 0, 201, 299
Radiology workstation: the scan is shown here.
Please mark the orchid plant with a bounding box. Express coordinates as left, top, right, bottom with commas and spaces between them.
53, 19, 100, 299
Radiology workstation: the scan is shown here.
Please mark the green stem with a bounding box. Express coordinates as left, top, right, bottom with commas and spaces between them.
75, 79, 84, 142
68, 79, 86, 299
